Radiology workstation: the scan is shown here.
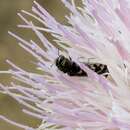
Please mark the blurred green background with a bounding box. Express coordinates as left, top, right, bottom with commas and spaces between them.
0, 0, 68, 130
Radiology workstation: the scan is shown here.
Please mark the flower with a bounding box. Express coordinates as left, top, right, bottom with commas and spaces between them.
1, 0, 130, 130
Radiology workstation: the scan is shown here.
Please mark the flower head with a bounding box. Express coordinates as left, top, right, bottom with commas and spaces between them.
1, 0, 130, 130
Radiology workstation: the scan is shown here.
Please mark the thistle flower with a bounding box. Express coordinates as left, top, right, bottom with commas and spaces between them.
1, 0, 130, 130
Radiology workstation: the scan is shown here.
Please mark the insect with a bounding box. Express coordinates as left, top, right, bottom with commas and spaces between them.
86, 63, 109, 77
55, 55, 87, 76
55, 55, 109, 77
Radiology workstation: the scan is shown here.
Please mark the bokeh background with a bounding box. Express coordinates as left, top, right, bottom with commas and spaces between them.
0, 0, 69, 130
